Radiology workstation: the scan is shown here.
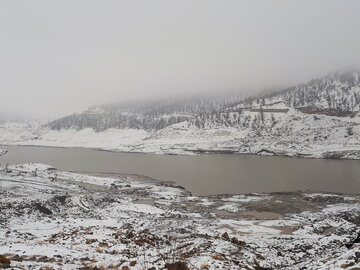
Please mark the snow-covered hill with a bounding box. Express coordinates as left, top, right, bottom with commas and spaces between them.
46, 95, 245, 132
1, 109, 360, 158
46, 70, 360, 131
237, 70, 360, 112
1, 70, 360, 159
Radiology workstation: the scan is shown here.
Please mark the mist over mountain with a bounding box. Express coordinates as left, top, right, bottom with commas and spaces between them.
46, 69, 360, 132
2, 2, 360, 269
0, 111, 32, 124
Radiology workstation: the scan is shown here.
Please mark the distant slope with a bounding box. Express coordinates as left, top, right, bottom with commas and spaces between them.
46, 95, 244, 131
47, 70, 360, 132
234, 70, 360, 112
0, 112, 24, 125
1, 69, 360, 159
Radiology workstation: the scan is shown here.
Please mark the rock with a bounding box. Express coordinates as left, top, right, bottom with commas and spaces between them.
129, 261, 137, 266
0, 255, 11, 268
255, 253, 265, 260
84, 229, 93, 235
0, 255, 10, 264
134, 239, 144, 246
37, 255, 49, 262
212, 255, 225, 261
355, 251, 360, 262
165, 262, 189, 270
85, 238, 97, 244
34, 203, 53, 215
28, 256, 37, 261
120, 239, 130, 244
346, 233, 360, 249
340, 262, 355, 268
126, 231, 134, 238
0, 255, 11, 264
53, 195, 68, 204
0, 263, 11, 269
122, 266, 130, 270
9, 254, 22, 262
222, 232, 229, 239
307, 195, 345, 204
98, 242, 108, 247
231, 237, 246, 246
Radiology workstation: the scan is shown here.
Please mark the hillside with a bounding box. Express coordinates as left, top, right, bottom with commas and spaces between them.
46, 70, 360, 132
1, 70, 360, 159
234, 70, 360, 113
46, 95, 245, 132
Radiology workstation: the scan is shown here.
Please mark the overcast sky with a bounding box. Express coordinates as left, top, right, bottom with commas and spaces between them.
1, 0, 360, 119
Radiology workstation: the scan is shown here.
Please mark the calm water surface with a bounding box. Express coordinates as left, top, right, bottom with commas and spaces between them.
1, 145, 360, 196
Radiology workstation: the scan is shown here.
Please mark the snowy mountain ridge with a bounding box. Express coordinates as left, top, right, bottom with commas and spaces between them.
46, 70, 360, 132
240, 70, 360, 113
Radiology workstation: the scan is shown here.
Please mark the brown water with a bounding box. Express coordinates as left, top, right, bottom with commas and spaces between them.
1, 145, 360, 196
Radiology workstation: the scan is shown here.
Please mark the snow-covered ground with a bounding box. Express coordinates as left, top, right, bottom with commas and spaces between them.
1, 108, 360, 159
0, 163, 360, 269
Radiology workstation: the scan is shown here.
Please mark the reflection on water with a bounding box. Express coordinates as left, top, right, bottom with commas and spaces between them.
1, 145, 360, 196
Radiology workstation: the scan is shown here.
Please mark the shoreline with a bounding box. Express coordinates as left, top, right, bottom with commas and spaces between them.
73, 170, 360, 198
1, 145, 360, 196
2, 142, 360, 161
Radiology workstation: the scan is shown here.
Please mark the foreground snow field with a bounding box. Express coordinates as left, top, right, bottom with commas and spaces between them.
0, 163, 360, 269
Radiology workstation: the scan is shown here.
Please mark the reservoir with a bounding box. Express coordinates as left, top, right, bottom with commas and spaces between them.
1, 145, 360, 196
